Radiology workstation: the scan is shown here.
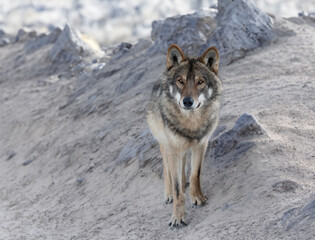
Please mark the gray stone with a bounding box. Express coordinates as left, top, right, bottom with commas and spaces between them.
210, 113, 265, 169
0, 38, 10, 47
232, 141, 255, 161
110, 39, 152, 62
200, 0, 274, 65
211, 125, 227, 139
281, 208, 299, 226
15, 29, 37, 42
25, 27, 61, 53
15, 29, 26, 42
233, 113, 266, 136
213, 138, 237, 158
149, 9, 217, 56
49, 24, 91, 63
298, 11, 315, 18
115, 42, 132, 53
7, 151, 16, 160
76, 177, 85, 185
272, 180, 299, 193
23, 157, 35, 166
269, 197, 315, 231
300, 199, 315, 220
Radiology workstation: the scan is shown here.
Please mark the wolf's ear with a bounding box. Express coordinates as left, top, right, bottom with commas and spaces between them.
200, 46, 219, 74
167, 44, 186, 70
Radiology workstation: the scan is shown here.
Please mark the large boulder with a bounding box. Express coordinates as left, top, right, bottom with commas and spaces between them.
200, 0, 274, 65
49, 24, 92, 63
210, 113, 266, 169
148, 9, 217, 56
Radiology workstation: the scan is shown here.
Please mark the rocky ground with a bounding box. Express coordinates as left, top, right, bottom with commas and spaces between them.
0, 0, 314, 239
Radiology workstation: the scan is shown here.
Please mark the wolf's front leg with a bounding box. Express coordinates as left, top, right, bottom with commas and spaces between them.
167, 150, 187, 228
190, 141, 208, 207
160, 145, 173, 203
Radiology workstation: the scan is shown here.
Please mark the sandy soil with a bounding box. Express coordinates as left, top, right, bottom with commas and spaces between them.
0, 16, 314, 240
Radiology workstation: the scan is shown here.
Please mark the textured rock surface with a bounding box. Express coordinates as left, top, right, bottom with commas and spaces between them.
200, 0, 274, 65
149, 8, 217, 56
268, 197, 315, 231
15, 29, 37, 42
210, 113, 265, 169
149, 0, 274, 64
25, 28, 61, 53
272, 180, 299, 193
49, 24, 93, 63
233, 113, 266, 136
0, 37, 9, 46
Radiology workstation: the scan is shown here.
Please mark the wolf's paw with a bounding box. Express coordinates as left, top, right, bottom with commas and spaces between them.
168, 215, 187, 229
165, 195, 173, 204
190, 193, 207, 207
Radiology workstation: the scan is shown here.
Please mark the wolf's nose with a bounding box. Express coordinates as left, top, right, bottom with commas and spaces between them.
183, 97, 194, 108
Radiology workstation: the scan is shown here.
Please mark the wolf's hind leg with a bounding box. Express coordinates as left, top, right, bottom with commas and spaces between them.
160, 145, 173, 204
190, 142, 208, 207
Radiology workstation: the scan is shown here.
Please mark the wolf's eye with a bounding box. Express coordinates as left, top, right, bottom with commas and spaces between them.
197, 80, 204, 85
177, 77, 184, 84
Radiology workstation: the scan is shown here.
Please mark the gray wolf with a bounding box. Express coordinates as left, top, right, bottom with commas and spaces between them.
146, 44, 222, 228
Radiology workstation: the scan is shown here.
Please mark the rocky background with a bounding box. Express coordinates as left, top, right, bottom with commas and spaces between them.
0, 0, 314, 46
0, 0, 315, 239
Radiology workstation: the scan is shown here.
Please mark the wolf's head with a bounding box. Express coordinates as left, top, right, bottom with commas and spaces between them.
165, 44, 221, 111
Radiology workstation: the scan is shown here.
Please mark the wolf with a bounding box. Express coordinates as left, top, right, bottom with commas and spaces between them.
146, 44, 222, 228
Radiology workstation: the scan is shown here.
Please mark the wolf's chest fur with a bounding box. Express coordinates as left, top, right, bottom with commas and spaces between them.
147, 101, 219, 149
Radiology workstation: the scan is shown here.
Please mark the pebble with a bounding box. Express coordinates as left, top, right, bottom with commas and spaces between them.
7, 151, 16, 160
76, 177, 85, 184
0, 38, 10, 47
23, 158, 34, 166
